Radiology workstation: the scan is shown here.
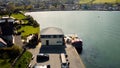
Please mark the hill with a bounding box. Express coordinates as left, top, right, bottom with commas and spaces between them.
80, 0, 120, 4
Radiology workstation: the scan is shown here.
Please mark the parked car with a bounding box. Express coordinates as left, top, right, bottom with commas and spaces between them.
32, 55, 35, 60
36, 53, 49, 62
28, 63, 32, 68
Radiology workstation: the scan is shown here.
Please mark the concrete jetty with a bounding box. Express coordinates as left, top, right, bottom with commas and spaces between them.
33, 43, 85, 68
66, 44, 85, 68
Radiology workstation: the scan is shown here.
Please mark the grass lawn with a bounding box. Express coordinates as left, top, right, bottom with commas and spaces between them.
116, 0, 120, 2
18, 26, 40, 38
14, 51, 32, 68
79, 0, 92, 4
93, 0, 116, 4
11, 13, 26, 20
11, 13, 29, 24
80, 0, 120, 4
0, 59, 11, 68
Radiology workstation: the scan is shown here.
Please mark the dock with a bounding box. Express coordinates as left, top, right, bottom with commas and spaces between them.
66, 44, 85, 68
30, 43, 85, 68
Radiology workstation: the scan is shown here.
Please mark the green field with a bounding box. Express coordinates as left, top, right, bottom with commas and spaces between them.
80, 0, 120, 4
18, 26, 39, 38
11, 13, 28, 24
0, 59, 11, 68
79, 0, 92, 4
11, 13, 26, 20
11, 13, 40, 38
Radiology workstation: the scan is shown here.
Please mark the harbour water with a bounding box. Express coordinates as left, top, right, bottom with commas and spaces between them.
26, 11, 120, 68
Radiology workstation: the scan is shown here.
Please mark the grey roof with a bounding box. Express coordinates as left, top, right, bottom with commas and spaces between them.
41, 27, 64, 35
0, 17, 14, 23
0, 37, 7, 47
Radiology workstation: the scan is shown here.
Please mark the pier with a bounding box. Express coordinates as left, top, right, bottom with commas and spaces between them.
66, 44, 85, 68
30, 43, 85, 68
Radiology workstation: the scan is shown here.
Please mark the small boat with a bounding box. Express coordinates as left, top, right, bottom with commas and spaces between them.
64, 34, 83, 53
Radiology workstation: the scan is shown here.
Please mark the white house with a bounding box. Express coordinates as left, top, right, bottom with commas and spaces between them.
40, 27, 64, 45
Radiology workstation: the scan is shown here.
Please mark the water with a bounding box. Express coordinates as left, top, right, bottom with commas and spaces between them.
26, 11, 120, 68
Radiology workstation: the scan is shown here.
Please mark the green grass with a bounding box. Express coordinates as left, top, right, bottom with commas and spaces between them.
93, 0, 116, 4
12, 13, 40, 38
79, 0, 92, 4
18, 26, 40, 38
0, 59, 11, 68
80, 0, 120, 4
116, 0, 120, 2
0, 45, 22, 68
11, 13, 26, 20
0, 46, 32, 68
14, 51, 32, 68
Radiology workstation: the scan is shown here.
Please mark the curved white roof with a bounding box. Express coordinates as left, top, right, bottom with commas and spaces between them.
41, 27, 64, 35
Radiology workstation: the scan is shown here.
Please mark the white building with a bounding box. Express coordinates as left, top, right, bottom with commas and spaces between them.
41, 27, 64, 45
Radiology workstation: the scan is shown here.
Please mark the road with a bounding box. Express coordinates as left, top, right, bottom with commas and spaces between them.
28, 43, 41, 68
28, 43, 62, 68
37, 54, 61, 68
28, 43, 85, 68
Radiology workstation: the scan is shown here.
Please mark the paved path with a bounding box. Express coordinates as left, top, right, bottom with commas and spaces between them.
37, 54, 61, 68
14, 35, 23, 47
28, 43, 41, 67
28, 43, 85, 68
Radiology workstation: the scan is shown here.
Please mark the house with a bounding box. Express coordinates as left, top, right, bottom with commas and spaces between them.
40, 27, 64, 46
0, 17, 14, 46
0, 37, 7, 47
0, 6, 6, 11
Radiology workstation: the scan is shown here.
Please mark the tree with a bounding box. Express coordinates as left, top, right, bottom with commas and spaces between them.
7, 2, 16, 14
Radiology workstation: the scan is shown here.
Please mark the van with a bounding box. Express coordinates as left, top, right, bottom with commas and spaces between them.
60, 53, 69, 68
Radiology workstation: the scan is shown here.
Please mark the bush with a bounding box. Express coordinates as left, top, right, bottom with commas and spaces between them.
33, 20, 39, 27
0, 45, 22, 60
0, 45, 22, 68
14, 51, 32, 68
25, 15, 39, 27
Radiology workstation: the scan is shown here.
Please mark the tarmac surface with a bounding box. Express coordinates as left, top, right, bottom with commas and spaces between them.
66, 44, 85, 68
28, 43, 85, 68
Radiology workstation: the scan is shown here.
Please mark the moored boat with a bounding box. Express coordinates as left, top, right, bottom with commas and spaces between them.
64, 34, 83, 53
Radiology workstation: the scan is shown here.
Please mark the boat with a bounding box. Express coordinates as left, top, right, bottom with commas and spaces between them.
64, 34, 83, 53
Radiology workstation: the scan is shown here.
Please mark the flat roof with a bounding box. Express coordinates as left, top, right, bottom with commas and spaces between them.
0, 17, 14, 23
41, 27, 64, 35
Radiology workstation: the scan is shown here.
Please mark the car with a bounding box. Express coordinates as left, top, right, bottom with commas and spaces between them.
34, 65, 50, 68
32, 55, 35, 60
28, 63, 32, 68
36, 53, 49, 62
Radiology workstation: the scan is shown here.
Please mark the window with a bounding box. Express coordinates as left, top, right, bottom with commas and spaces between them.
41, 35, 45, 38
57, 41, 62, 43
59, 35, 64, 38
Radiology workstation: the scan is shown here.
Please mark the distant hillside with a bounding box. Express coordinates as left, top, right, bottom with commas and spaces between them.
80, 0, 120, 4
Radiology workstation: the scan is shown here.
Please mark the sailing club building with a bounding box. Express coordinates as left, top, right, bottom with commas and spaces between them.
40, 27, 64, 46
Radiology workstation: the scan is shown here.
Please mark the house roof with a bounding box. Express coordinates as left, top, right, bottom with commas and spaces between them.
0, 37, 7, 47
41, 27, 64, 35
0, 17, 14, 24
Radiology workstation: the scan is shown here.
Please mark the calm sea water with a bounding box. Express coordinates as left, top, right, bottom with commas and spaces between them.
26, 11, 120, 68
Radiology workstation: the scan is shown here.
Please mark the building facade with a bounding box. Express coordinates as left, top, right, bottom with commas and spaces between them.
41, 27, 64, 45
